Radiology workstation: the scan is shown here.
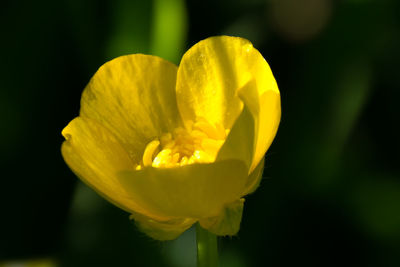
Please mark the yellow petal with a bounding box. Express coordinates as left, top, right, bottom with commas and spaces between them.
218, 78, 280, 175
80, 54, 183, 164
216, 80, 258, 171
129, 212, 196, 241
61, 117, 161, 219
199, 199, 244, 236
176, 35, 278, 130
118, 160, 248, 219
242, 158, 265, 196
216, 100, 255, 170
251, 90, 281, 172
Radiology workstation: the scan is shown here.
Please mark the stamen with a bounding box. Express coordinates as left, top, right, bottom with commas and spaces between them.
142, 140, 160, 167
139, 118, 228, 169
152, 148, 172, 168
180, 156, 188, 166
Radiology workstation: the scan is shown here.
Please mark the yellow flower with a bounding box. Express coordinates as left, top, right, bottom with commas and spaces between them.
61, 36, 281, 240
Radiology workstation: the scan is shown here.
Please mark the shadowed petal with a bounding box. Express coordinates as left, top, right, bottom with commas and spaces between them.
118, 160, 248, 219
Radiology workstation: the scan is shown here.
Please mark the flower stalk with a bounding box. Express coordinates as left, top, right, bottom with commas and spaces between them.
196, 223, 218, 267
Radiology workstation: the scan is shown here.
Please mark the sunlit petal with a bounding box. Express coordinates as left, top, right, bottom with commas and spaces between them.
251, 90, 281, 172
176, 36, 278, 130
80, 54, 183, 164
61, 117, 163, 219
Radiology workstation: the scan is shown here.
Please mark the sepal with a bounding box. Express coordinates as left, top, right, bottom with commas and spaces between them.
199, 199, 244, 236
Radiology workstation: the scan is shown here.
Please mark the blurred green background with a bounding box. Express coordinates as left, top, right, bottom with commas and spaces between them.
1, 0, 399, 266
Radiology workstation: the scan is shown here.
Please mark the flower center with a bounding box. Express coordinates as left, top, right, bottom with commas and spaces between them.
136, 118, 229, 169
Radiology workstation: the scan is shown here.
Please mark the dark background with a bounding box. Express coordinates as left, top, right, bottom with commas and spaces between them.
1, 0, 399, 266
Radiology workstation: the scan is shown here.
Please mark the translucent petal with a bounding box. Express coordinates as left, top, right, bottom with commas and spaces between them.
80, 54, 183, 164
118, 160, 248, 219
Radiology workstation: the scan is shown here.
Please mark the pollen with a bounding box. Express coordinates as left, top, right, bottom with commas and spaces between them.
138, 118, 229, 169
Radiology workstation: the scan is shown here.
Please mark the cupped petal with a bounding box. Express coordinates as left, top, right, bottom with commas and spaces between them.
216, 97, 254, 170
61, 117, 163, 219
199, 199, 244, 236
216, 80, 258, 172
176, 36, 278, 130
80, 54, 183, 164
251, 90, 281, 172
129, 212, 196, 241
118, 160, 248, 219
216, 77, 280, 175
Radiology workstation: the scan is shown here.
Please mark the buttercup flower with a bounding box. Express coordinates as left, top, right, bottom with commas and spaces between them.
61, 36, 280, 240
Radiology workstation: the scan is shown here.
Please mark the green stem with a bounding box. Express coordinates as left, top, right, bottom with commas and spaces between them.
196, 223, 218, 267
